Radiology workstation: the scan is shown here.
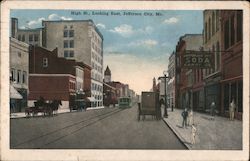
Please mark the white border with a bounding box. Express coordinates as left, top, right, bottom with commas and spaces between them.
1, 1, 249, 161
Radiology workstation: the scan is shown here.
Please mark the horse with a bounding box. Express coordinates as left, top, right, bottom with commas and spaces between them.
50, 100, 62, 115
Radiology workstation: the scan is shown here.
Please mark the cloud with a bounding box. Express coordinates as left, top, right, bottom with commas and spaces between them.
109, 24, 134, 37
48, 14, 72, 21
128, 39, 158, 47
96, 23, 106, 29
109, 24, 154, 37
24, 14, 72, 28
26, 17, 45, 28
103, 53, 168, 94
163, 17, 179, 24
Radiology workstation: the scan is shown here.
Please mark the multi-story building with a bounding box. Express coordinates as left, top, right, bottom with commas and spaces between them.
10, 37, 29, 112
167, 52, 176, 108
175, 34, 203, 110
220, 10, 243, 120
104, 66, 111, 83
28, 46, 91, 109
202, 10, 222, 114
41, 20, 104, 107
11, 18, 43, 46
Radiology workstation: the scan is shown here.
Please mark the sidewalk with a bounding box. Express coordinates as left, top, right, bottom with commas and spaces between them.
10, 106, 105, 119
163, 108, 242, 150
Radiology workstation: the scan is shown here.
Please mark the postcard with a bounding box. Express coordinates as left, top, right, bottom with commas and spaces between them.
0, 1, 249, 161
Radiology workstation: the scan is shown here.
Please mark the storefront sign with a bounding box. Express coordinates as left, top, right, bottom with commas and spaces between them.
182, 51, 214, 69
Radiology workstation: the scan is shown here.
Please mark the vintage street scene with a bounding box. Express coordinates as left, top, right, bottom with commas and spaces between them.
9, 10, 242, 150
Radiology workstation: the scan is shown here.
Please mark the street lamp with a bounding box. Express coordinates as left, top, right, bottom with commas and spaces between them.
158, 71, 170, 118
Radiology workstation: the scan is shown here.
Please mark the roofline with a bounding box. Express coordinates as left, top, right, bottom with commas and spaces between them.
10, 37, 30, 47
42, 19, 103, 40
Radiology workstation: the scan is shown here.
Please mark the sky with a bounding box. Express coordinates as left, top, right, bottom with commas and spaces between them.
11, 10, 203, 94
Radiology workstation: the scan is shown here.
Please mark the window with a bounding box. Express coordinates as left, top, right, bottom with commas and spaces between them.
69, 51, 74, 57
64, 30, 68, 37
237, 10, 243, 42
29, 34, 33, 42
212, 12, 215, 35
69, 40, 74, 48
22, 35, 25, 42
230, 14, 235, 46
17, 70, 21, 83
64, 50, 69, 57
18, 35, 21, 41
64, 40, 68, 48
34, 34, 38, 41
10, 69, 15, 82
69, 30, 74, 37
22, 71, 27, 84
43, 58, 48, 67
18, 52, 21, 58
224, 20, 230, 50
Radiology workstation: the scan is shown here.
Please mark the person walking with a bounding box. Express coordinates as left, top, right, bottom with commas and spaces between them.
182, 108, 188, 128
229, 99, 236, 121
210, 101, 216, 116
191, 124, 197, 145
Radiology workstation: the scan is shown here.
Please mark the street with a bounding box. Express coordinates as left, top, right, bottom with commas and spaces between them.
10, 104, 186, 149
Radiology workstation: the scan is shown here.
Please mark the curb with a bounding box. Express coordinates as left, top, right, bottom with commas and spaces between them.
162, 118, 191, 149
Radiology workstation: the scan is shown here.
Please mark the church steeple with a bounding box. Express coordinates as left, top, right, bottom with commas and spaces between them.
104, 66, 111, 82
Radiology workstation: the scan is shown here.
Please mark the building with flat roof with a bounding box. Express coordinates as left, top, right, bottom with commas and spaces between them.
42, 20, 104, 107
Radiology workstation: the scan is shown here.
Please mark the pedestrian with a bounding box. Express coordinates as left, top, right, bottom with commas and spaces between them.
182, 108, 188, 128
210, 101, 216, 117
229, 99, 236, 121
187, 109, 194, 126
191, 124, 197, 145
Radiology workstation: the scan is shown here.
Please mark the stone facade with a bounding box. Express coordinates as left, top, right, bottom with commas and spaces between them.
10, 37, 29, 112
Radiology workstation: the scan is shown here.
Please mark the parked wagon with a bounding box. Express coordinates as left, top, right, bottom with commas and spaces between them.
118, 97, 131, 108
138, 92, 161, 121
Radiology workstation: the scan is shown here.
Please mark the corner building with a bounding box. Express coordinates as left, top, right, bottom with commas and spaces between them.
42, 20, 104, 107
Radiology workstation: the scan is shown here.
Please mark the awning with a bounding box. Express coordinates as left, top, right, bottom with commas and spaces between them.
86, 97, 96, 102
10, 85, 23, 99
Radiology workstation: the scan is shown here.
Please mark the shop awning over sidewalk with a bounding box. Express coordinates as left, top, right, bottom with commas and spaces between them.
10, 85, 23, 99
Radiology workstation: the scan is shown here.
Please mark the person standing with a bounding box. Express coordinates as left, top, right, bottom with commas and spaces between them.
191, 124, 197, 145
182, 108, 188, 128
187, 109, 194, 126
229, 99, 236, 121
210, 101, 216, 118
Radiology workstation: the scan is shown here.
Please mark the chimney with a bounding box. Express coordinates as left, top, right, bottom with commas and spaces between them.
11, 18, 18, 38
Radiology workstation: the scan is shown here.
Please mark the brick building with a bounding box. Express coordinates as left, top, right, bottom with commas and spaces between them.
201, 10, 223, 113
220, 10, 243, 119
175, 34, 203, 110
28, 46, 91, 109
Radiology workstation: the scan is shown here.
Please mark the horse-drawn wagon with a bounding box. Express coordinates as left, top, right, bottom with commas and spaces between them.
25, 97, 61, 117
138, 92, 161, 121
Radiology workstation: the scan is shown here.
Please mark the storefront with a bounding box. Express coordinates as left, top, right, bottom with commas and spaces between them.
221, 77, 242, 120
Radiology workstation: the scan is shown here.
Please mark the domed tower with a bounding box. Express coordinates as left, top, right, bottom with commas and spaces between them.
104, 66, 111, 83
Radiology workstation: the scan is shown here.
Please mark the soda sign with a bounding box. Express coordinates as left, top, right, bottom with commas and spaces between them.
182, 51, 214, 69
